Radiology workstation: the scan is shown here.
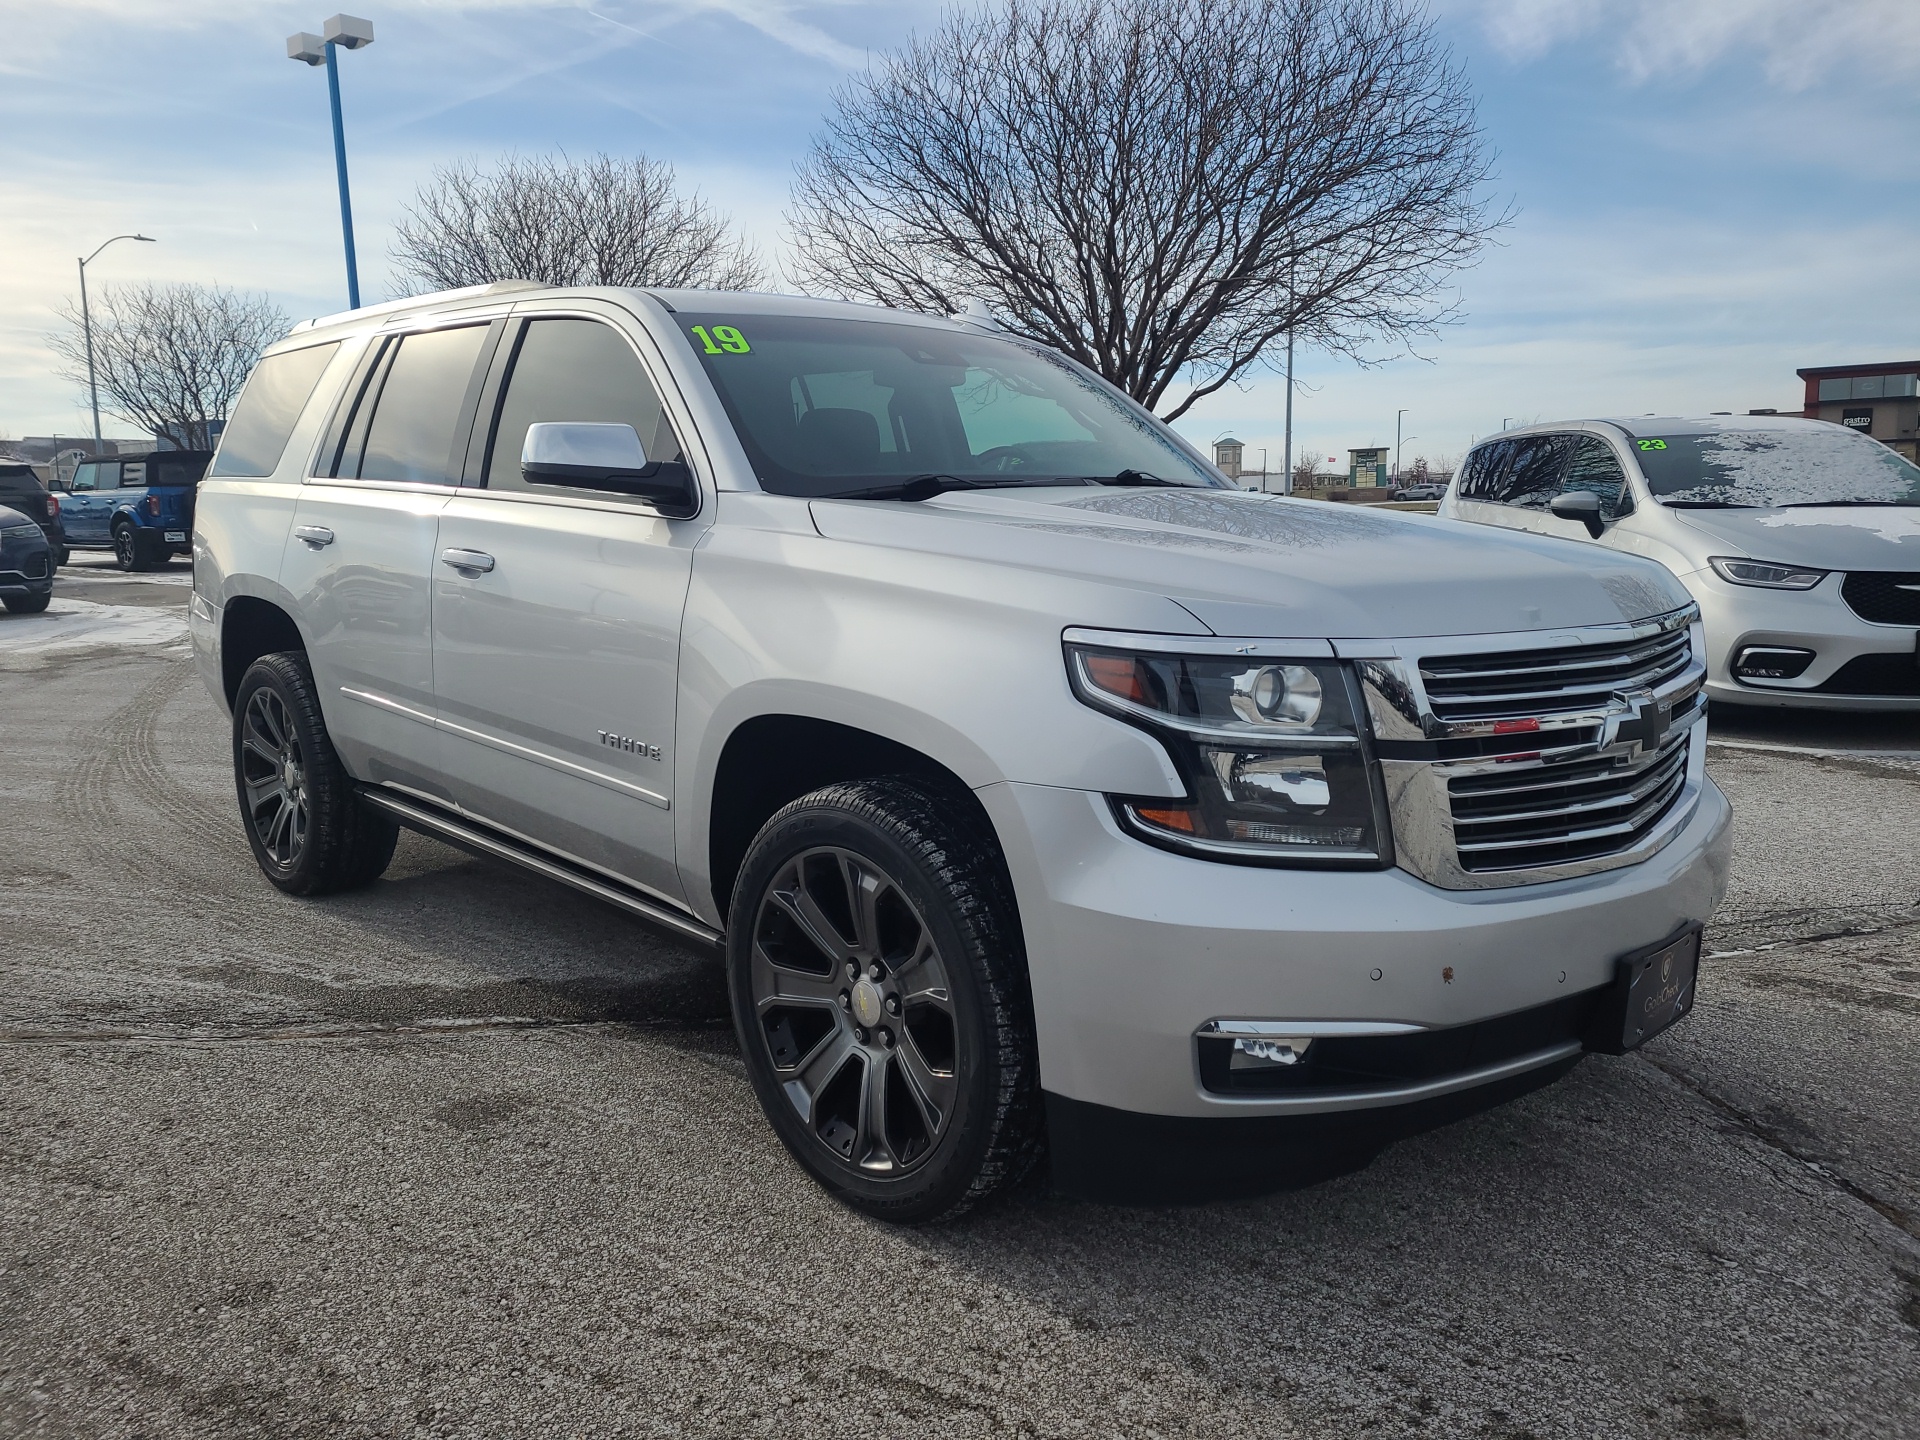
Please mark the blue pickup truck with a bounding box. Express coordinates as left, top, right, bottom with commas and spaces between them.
56, 450, 212, 570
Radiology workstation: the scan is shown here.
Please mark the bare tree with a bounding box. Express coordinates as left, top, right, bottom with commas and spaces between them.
50, 283, 289, 450
391, 152, 765, 294
789, 0, 1501, 419
1293, 454, 1327, 490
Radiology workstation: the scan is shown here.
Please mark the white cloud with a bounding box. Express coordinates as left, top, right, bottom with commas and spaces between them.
1449, 0, 1920, 87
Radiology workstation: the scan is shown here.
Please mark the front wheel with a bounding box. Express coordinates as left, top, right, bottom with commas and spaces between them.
232, 651, 398, 895
3, 590, 51, 614
727, 778, 1042, 1223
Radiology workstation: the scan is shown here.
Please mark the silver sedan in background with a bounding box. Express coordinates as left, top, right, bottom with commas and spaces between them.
1440, 416, 1920, 710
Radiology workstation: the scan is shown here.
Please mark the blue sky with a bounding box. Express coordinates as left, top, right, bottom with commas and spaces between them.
3, 0, 1918, 473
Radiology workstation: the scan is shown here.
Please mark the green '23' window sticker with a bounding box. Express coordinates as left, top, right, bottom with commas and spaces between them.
1636, 438, 1668, 451
691, 325, 751, 355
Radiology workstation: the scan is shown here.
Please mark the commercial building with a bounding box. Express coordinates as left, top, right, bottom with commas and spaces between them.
1797, 361, 1919, 463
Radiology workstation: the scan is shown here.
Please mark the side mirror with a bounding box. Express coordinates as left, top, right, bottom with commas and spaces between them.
1550, 490, 1605, 539
521, 422, 696, 515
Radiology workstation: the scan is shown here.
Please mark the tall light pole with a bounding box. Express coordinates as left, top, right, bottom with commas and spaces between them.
77, 233, 156, 446
1395, 408, 1410, 482
288, 15, 375, 310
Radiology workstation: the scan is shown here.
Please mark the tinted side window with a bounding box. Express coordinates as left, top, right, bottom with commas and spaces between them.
1560, 437, 1631, 519
1502, 435, 1574, 508
484, 318, 683, 494
70, 463, 107, 492
347, 326, 489, 485
154, 455, 211, 487
212, 343, 341, 479
1456, 440, 1512, 501
118, 462, 146, 489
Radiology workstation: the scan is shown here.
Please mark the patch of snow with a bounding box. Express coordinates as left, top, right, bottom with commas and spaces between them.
1659, 426, 1920, 507
0, 597, 188, 655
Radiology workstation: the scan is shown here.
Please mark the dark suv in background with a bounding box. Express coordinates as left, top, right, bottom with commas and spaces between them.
0, 462, 65, 562
56, 450, 212, 570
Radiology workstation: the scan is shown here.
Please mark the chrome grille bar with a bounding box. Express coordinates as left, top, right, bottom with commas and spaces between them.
1357, 605, 1707, 889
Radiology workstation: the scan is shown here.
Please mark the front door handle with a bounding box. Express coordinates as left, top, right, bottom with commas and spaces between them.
294, 525, 335, 548
440, 547, 496, 575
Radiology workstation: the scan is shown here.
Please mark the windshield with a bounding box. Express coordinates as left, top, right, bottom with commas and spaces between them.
677, 312, 1220, 497
1631, 426, 1920, 507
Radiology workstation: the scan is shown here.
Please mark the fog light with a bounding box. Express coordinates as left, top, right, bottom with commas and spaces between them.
1229, 1036, 1313, 1069
1733, 645, 1814, 681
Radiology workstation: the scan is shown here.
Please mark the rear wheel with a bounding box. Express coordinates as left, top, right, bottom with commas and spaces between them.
232, 651, 398, 895
112, 523, 161, 572
727, 778, 1041, 1222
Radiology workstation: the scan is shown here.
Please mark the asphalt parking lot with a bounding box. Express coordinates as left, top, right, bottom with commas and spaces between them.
2, 559, 1917, 1439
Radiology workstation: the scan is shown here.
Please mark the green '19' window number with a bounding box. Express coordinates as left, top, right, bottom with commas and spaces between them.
1636, 438, 1668, 451
691, 325, 751, 355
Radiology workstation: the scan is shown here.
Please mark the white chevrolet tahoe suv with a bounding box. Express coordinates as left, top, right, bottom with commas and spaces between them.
193, 283, 1732, 1220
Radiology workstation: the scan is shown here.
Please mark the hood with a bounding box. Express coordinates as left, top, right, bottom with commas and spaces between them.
0, 503, 34, 529
1666, 504, 1920, 571
809, 488, 1693, 638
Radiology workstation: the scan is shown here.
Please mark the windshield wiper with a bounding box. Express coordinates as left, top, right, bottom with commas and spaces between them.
1085, 469, 1188, 488
1774, 499, 1920, 509
818, 474, 1089, 502
1658, 500, 1757, 509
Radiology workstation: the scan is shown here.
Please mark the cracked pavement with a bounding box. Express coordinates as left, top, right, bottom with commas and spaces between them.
1, 588, 1917, 1439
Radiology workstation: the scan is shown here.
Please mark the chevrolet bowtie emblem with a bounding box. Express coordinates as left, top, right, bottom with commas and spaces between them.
1602, 691, 1671, 758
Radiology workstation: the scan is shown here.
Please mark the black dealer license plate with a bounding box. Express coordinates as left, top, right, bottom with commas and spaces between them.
1589, 926, 1701, 1054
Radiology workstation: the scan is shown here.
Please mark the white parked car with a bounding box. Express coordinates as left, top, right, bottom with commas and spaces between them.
1440, 417, 1920, 709
191, 284, 1731, 1217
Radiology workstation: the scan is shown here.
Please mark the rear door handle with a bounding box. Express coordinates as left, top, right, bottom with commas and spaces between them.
294, 525, 335, 548
440, 547, 496, 575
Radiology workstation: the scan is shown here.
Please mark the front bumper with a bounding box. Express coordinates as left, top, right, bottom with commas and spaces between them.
979, 771, 1732, 1120
1688, 568, 1920, 711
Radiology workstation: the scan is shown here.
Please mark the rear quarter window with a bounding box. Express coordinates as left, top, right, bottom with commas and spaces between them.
210, 342, 342, 479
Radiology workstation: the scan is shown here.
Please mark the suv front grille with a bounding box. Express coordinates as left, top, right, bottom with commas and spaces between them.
1841, 572, 1920, 626
1447, 728, 1692, 872
1418, 626, 1694, 722
1367, 609, 1706, 889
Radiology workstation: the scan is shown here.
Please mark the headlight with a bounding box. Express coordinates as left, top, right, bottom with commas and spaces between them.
1065, 643, 1389, 865
1709, 556, 1827, 590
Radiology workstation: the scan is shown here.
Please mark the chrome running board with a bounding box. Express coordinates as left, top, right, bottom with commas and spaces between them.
357, 786, 723, 950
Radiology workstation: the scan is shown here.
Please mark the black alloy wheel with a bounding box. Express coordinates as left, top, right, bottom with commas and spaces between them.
239, 684, 310, 869
728, 778, 1042, 1223
231, 651, 398, 895
112, 524, 140, 571
753, 844, 959, 1174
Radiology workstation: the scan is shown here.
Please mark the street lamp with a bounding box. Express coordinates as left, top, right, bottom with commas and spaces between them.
288, 14, 375, 310
77, 233, 156, 446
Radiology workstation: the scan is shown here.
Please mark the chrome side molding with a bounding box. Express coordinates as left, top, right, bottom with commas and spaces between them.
357, 786, 723, 949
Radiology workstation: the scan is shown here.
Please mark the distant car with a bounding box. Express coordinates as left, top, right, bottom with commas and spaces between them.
0, 502, 55, 613
1440, 416, 1920, 710
1392, 482, 1447, 501
0, 462, 66, 563
55, 449, 211, 570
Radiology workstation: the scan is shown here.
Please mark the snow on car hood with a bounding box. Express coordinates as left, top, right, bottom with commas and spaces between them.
809, 487, 1693, 638
1666, 504, 1920, 570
